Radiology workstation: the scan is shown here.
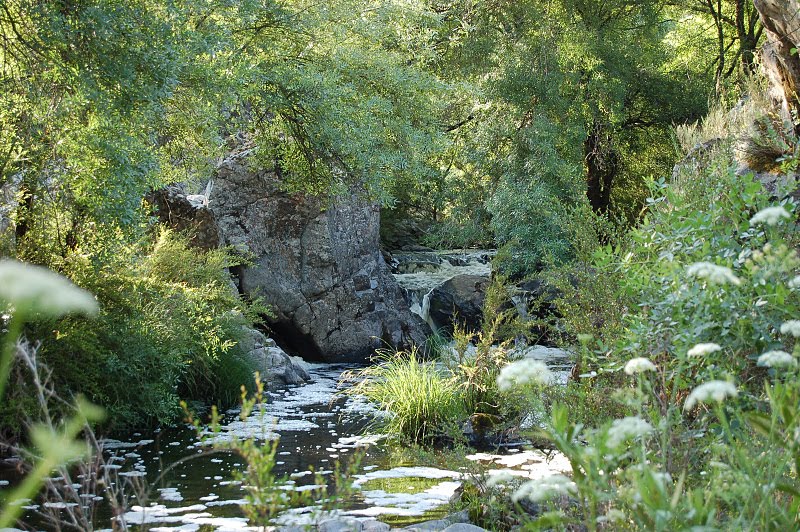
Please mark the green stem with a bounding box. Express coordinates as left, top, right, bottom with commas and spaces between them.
0, 456, 58, 528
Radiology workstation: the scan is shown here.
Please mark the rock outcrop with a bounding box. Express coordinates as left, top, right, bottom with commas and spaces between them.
152, 145, 429, 362
147, 184, 221, 250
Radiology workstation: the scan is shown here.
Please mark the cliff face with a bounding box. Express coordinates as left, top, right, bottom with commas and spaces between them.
755, 0, 800, 133
152, 146, 429, 362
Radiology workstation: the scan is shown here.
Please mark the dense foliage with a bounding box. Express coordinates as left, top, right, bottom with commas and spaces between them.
0, 0, 451, 430
4, 0, 800, 529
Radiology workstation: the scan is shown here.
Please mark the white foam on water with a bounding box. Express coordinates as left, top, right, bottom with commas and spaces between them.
351, 466, 461, 488
159, 487, 184, 502
99, 439, 154, 450
119, 470, 146, 478
466, 449, 571, 479
205, 499, 247, 507
121, 504, 208, 525
43, 501, 78, 509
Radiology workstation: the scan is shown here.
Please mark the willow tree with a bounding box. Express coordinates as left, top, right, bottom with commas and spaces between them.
421, 0, 711, 272
0, 0, 451, 263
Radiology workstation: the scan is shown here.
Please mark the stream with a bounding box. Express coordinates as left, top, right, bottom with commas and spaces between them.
9, 362, 570, 531
6, 250, 573, 530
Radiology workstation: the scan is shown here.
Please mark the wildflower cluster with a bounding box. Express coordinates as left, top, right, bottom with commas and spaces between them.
780, 320, 800, 337
512, 474, 577, 503
606, 417, 654, 449
684, 380, 738, 410
749, 205, 791, 226
686, 262, 741, 285
757, 350, 796, 368
0, 261, 98, 317
496, 359, 554, 391
624, 357, 656, 374
687, 342, 722, 357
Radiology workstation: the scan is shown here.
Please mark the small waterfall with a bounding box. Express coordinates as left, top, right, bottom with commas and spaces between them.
392, 249, 494, 330
420, 287, 436, 330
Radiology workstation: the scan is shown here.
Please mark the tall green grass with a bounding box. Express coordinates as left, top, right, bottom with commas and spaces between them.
343, 349, 465, 443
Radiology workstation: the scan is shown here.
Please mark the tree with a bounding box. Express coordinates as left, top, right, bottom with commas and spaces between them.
422, 0, 711, 271
667, 0, 763, 91
753, 0, 800, 134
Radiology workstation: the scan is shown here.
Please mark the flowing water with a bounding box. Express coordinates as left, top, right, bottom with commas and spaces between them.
6, 362, 571, 531
390, 250, 494, 328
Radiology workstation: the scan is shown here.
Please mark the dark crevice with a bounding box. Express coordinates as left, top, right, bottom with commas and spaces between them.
266, 319, 326, 362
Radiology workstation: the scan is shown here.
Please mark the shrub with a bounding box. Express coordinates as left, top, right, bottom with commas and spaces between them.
4, 228, 259, 433
503, 105, 800, 529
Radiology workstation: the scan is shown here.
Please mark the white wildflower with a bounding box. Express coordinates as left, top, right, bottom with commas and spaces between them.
780, 320, 800, 338
606, 417, 654, 449
687, 343, 722, 357
0, 260, 98, 318
757, 350, 796, 368
597, 509, 626, 524
789, 275, 800, 289
496, 359, 554, 391
624, 357, 657, 375
512, 474, 576, 503
650, 471, 673, 489
686, 262, 741, 285
486, 471, 516, 487
684, 380, 738, 410
749, 206, 791, 226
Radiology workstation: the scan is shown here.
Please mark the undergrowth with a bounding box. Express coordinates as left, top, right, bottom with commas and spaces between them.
2, 228, 264, 434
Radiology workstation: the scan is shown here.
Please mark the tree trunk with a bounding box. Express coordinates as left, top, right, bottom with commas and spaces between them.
584, 123, 618, 215
735, 0, 760, 74
753, 0, 800, 134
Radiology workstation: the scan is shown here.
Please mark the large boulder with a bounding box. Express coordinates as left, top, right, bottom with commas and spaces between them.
428, 274, 490, 334
146, 184, 221, 250
152, 145, 429, 362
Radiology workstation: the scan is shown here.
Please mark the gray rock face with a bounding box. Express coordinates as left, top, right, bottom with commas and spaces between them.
152, 146, 429, 362
428, 274, 490, 334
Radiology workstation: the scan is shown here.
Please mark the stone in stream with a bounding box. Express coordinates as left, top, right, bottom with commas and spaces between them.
402, 510, 479, 531
428, 274, 490, 334
391, 252, 443, 274
441, 525, 489, 532
317, 517, 367, 532
150, 142, 429, 363
238, 326, 310, 385
361, 520, 392, 532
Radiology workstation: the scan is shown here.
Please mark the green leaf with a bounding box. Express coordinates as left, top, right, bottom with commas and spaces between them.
744, 411, 773, 438
775, 482, 800, 498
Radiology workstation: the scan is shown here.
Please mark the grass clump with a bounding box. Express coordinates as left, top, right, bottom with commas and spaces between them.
343, 349, 466, 444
